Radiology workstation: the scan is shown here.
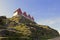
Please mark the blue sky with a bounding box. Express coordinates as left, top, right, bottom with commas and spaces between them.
0, 0, 60, 34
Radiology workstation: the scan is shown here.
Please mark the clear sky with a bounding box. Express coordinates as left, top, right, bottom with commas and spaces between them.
0, 0, 60, 34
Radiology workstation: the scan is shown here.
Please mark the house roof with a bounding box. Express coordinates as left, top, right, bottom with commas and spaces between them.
23, 12, 27, 17
14, 8, 22, 15
28, 14, 31, 19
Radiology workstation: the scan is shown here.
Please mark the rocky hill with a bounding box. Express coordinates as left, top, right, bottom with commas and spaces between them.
0, 16, 59, 40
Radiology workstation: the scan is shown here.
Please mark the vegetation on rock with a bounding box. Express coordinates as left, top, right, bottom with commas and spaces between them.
0, 16, 59, 40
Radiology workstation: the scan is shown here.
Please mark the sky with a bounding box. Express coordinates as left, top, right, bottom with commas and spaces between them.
0, 0, 60, 34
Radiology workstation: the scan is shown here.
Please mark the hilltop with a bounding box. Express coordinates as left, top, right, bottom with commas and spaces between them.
0, 16, 59, 40
0, 8, 59, 40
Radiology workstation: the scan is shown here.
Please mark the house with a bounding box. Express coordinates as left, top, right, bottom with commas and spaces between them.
13, 8, 34, 21
13, 8, 22, 16
23, 12, 27, 17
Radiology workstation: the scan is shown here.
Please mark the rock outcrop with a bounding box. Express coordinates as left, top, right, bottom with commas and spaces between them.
0, 16, 59, 40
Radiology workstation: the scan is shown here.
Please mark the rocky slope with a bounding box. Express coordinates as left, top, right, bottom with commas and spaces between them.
0, 16, 59, 40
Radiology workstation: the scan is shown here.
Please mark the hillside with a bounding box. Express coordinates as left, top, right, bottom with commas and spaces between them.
0, 16, 59, 40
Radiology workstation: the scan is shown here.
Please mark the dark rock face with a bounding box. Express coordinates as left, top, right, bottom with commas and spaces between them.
0, 16, 7, 25
0, 16, 59, 40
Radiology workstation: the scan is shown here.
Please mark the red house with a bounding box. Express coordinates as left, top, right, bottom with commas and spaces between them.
32, 16, 34, 21
23, 12, 27, 17
14, 8, 22, 15
28, 14, 31, 19
13, 8, 34, 21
